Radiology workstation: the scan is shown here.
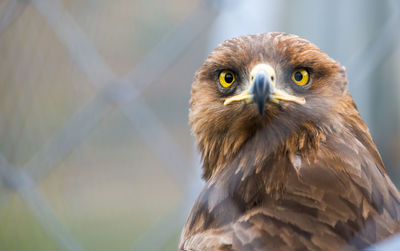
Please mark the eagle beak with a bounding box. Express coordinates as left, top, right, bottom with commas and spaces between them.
224, 64, 305, 115
251, 70, 271, 115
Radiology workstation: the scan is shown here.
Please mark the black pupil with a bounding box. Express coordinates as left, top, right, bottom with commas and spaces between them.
225, 73, 234, 83
294, 72, 303, 82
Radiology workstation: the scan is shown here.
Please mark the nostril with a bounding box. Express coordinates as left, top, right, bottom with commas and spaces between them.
265, 81, 272, 97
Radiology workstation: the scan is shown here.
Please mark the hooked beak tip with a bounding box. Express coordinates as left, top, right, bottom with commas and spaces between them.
257, 102, 265, 115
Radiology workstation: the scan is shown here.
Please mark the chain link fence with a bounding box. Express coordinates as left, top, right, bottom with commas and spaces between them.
0, 0, 399, 250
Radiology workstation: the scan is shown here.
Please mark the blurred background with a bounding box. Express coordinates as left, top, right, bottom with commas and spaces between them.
0, 0, 399, 250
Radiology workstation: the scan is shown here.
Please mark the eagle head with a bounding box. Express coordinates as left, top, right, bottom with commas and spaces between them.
189, 32, 350, 179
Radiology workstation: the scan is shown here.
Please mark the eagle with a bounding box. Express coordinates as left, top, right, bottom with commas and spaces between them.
179, 32, 400, 251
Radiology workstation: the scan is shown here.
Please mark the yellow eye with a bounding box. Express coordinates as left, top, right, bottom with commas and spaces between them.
219, 70, 236, 88
291, 68, 309, 86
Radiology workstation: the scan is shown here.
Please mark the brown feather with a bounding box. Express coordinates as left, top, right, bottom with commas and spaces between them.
180, 32, 400, 251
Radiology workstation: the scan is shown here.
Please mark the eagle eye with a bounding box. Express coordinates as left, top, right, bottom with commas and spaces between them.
291, 68, 309, 86
219, 70, 236, 88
